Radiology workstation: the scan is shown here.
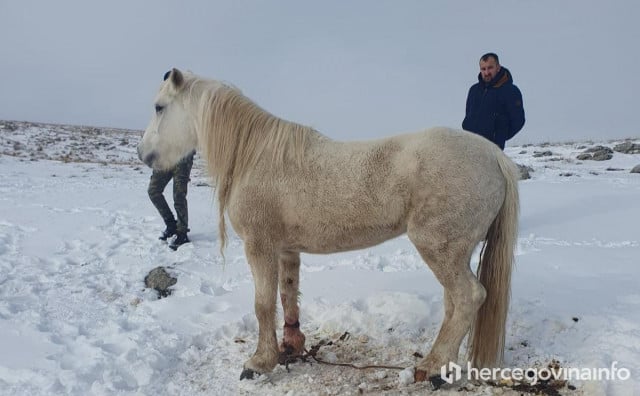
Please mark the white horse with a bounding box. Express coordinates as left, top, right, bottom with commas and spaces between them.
138, 68, 519, 385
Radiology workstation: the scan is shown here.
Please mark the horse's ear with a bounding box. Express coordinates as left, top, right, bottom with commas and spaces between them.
169, 68, 184, 88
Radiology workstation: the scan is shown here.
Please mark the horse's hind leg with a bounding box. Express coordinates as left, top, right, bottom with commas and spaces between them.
410, 239, 486, 382
278, 251, 306, 362
240, 240, 279, 380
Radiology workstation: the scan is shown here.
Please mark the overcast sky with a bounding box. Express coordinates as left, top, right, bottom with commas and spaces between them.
1, 1, 638, 144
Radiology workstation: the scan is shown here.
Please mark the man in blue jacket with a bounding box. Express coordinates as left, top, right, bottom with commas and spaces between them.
462, 53, 525, 150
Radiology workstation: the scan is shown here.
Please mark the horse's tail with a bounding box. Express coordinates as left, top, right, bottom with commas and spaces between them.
468, 151, 519, 369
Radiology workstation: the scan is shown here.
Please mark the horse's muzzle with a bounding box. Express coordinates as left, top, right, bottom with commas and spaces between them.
140, 150, 156, 168
136, 144, 154, 167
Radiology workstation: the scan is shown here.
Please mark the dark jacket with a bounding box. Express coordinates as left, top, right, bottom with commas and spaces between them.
462, 66, 525, 149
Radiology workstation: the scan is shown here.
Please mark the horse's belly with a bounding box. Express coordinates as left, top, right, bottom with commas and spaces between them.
284, 223, 407, 254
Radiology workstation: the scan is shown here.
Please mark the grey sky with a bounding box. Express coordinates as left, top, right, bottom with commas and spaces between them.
1, 1, 638, 144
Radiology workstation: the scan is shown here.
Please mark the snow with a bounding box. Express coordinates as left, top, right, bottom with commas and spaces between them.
1, 122, 639, 395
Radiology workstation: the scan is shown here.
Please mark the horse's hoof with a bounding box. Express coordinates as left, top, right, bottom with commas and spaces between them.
428, 375, 447, 390
240, 368, 256, 380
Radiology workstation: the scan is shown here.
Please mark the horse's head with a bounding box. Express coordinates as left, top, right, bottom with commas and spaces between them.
138, 68, 198, 170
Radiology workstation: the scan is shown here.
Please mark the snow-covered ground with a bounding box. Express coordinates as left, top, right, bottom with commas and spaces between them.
1, 121, 639, 395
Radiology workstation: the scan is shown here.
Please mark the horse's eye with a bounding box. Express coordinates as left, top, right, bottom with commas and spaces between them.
155, 105, 164, 114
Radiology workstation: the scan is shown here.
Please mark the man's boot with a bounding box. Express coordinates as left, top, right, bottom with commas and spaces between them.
159, 225, 177, 241
169, 232, 190, 250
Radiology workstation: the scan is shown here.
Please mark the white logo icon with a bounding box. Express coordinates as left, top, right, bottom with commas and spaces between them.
440, 361, 462, 384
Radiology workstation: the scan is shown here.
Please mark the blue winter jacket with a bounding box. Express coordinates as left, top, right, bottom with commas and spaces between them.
462, 66, 525, 149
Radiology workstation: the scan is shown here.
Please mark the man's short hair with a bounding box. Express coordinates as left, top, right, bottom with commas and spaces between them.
480, 52, 500, 64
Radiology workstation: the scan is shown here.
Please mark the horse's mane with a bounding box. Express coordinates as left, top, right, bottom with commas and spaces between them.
187, 78, 311, 253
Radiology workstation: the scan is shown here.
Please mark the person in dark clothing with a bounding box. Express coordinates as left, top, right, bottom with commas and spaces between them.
462, 53, 525, 150
147, 151, 195, 250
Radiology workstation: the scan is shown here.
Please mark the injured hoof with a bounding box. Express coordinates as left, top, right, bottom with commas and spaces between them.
414, 369, 427, 383
240, 368, 256, 380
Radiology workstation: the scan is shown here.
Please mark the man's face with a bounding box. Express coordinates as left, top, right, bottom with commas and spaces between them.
479, 58, 501, 83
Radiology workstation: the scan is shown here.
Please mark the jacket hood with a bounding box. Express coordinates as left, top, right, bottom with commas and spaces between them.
477, 66, 514, 88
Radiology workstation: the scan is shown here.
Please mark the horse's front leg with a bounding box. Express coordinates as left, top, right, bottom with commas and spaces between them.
240, 241, 279, 380
278, 251, 305, 363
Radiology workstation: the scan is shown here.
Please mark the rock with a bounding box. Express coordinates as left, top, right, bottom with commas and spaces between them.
576, 153, 592, 161
144, 266, 177, 298
532, 150, 553, 158
578, 145, 613, 161
516, 164, 533, 180
614, 142, 640, 154
592, 152, 613, 161
631, 165, 640, 173
584, 145, 613, 154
